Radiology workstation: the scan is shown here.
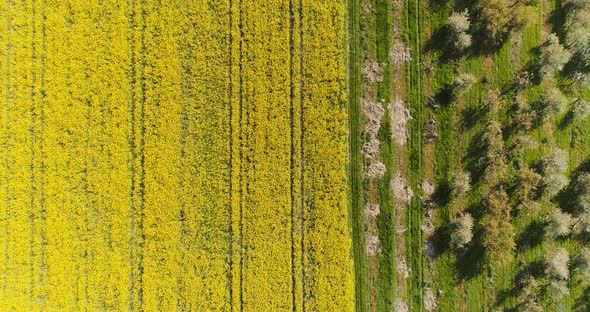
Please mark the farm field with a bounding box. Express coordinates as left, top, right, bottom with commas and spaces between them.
0, 0, 353, 311
1, 0, 590, 311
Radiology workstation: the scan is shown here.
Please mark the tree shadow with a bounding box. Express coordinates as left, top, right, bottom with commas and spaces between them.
549, 0, 567, 39
432, 179, 451, 207
461, 105, 486, 130
430, 222, 452, 259
574, 286, 590, 312
517, 220, 547, 251
497, 260, 546, 307
464, 130, 486, 184
456, 227, 485, 280
424, 26, 457, 64
434, 84, 455, 107
555, 158, 590, 214
558, 110, 574, 129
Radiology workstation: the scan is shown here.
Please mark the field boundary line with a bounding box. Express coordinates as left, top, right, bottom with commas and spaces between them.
28, 0, 37, 306
37, 0, 47, 308
126, 0, 137, 309
228, 0, 234, 310
238, 0, 244, 310
288, 0, 297, 310
298, 1, 306, 311
2, 0, 12, 301
137, 0, 146, 307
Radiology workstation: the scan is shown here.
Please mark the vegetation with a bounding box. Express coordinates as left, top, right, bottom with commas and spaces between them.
0, 1, 354, 310
450, 170, 472, 198
539, 34, 572, 78
481, 188, 515, 266
448, 10, 472, 52
450, 213, 474, 250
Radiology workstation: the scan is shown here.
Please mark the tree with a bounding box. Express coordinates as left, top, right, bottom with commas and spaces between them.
455, 32, 473, 51
545, 248, 570, 280
485, 88, 503, 115
575, 172, 590, 212
541, 88, 569, 120
539, 34, 572, 77
565, 0, 590, 10
544, 173, 570, 198
451, 213, 474, 250
451, 170, 471, 198
478, 0, 512, 43
482, 120, 504, 160
578, 211, 590, 233
512, 135, 538, 152
549, 279, 569, 299
453, 73, 477, 96
543, 148, 569, 175
515, 107, 538, 131
547, 208, 573, 238
515, 166, 542, 202
448, 10, 473, 52
516, 276, 543, 312
481, 188, 515, 266
575, 247, 590, 282
572, 72, 590, 88
539, 148, 569, 197
448, 10, 471, 34
572, 99, 590, 121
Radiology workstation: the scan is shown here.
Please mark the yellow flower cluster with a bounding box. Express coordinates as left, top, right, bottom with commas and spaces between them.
0, 0, 353, 311
300, 2, 354, 311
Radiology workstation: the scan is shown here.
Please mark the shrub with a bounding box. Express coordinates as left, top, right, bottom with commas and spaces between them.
572, 99, 590, 121
541, 88, 568, 120
547, 208, 572, 238
539, 34, 572, 77
453, 73, 477, 96
450, 170, 471, 198
451, 213, 474, 249
545, 248, 570, 280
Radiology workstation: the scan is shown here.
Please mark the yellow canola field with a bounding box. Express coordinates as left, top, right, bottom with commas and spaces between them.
0, 0, 353, 311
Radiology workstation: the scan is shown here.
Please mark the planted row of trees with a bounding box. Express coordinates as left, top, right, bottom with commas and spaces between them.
443, 0, 590, 307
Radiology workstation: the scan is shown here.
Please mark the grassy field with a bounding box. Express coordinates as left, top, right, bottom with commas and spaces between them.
352, 0, 590, 311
